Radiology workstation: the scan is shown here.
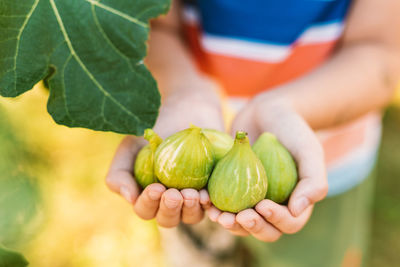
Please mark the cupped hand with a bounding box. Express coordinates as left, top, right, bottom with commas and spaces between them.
106, 136, 213, 227
207, 199, 313, 242
208, 95, 328, 241
106, 79, 224, 228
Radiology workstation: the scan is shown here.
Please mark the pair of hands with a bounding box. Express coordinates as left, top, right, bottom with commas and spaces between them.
106, 81, 328, 242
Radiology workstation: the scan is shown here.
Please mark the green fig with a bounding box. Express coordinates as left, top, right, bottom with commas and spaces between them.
202, 129, 234, 161
154, 125, 215, 190
134, 129, 163, 188
208, 131, 268, 213
252, 133, 298, 204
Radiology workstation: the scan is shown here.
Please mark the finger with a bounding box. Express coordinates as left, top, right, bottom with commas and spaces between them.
207, 205, 222, 222
106, 171, 139, 204
286, 126, 327, 216
217, 212, 249, 237
181, 189, 203, 224
255, 108, 328, 216
156, 188, 184, 228
106, 136, 146, 203
236, 209, 282, 242
255, 199, 313, 234
199, 189, 212, 209
288, 176, 328, 217
134, 183, 166, 220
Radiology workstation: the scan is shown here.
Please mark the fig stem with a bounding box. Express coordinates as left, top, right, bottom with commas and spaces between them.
188, 124, 202, 136
189, 123, 201, 130
235, 131, 249, 145
144, 129, 155, 141
235, 131, 248, 140
144, 129, 162, 151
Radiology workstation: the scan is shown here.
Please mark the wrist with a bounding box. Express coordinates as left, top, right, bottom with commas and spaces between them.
248, 89, 321, 138
154, 77, 224, 136
164, 76, 222, 107
128, 135, 147, 151
251, 90, 296, 121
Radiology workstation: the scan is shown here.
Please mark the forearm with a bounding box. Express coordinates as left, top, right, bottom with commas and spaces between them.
254, 0, 400, 130
145, 5, 219, 104
146, 29, 201, 96
255, 42, 400, 130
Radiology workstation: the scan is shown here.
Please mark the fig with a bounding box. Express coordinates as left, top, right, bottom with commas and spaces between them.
134, 129, 162, 188
208, 131, 268, 213
154, 125, 215, 190
252, 133, 298, 204
202, 129, 234, 161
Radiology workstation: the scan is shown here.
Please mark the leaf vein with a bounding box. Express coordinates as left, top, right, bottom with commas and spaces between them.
90, 4, 132, 62
90, 4, 146, 79
85, 0, 148, 29
99, 96, 117, 128
49, 0, 141, 124
60, 54, 74, 122
13, 0, 40, 94
90, 3, 156, 101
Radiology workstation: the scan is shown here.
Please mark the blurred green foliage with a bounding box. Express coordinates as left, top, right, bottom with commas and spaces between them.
0, 107, 41, 266
368, 106, 400, 266
0, 245, 28, 267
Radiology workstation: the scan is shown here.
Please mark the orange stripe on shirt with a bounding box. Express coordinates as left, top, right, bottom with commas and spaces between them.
184, 24, 337, 97
320, 121, 366, 165
183, 22, 381, 174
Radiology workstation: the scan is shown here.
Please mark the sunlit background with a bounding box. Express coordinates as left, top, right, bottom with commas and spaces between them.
1, 83, 400, 267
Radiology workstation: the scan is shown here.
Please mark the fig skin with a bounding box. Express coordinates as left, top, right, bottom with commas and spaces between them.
134, 129, 162, 188
202, 129, 233, 162
208, 131, 268, 213
154, 125, 215, 190
252, 133, 298, 204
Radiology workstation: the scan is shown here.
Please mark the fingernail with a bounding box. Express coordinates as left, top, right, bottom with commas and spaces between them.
243, 220, 255, 229
294, 197, 309, 215
164, 198, 180, 209
208, 210, 219, 222
184, 199, 195, 208
120, 186, 132, 203
148, 190, 161, 201
199, 190, 209, 204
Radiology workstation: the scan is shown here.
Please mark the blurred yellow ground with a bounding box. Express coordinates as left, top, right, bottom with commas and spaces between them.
0, 84, 163, 267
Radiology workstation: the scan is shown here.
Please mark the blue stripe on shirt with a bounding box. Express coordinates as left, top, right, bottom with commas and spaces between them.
187, 0, 351, 45
327, 148, 378, 197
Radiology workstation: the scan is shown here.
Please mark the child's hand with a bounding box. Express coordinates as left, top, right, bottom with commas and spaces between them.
207, 199, 313, 242
106, 136, 213, 227
206, 96, 328, 241
106, 82, 224, 228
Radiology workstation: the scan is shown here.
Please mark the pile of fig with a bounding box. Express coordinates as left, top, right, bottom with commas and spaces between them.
134, 125, 298, 212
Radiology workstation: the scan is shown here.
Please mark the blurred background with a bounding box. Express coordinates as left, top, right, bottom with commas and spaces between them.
0, 83, 399, 267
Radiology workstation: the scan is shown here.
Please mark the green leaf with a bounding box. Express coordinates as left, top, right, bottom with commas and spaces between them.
0, 0, 170, 135
0, 245, 28, 267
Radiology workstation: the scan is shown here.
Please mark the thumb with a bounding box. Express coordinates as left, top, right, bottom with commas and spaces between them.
254, 104, 328, 216
106, 136, 145, 204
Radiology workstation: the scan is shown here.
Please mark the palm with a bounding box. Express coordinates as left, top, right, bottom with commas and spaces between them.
204, 100, 328, 242
106, 91, 224, 228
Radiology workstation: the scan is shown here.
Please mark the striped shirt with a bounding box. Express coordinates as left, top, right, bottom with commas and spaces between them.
181, 0, 381, 196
